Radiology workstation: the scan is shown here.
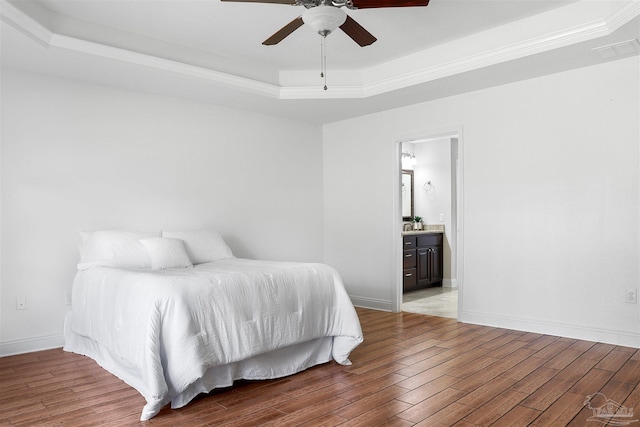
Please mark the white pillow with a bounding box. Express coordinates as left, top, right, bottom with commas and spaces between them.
162, 230, 233, 264
140, 237, 193, 270
78, 230, 160, 270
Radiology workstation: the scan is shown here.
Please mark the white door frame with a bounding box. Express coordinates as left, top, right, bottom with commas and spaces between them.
392, 126, 464, 314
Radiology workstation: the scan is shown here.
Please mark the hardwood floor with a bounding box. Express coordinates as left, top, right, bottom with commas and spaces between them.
1, 308, 639, 426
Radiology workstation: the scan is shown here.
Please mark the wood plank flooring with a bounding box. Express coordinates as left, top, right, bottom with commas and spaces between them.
1, 308, 639, 426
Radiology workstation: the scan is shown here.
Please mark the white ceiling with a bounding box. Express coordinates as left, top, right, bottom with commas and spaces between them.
2, 0, 639, 124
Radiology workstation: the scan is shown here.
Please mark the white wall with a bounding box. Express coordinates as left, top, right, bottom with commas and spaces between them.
324, 56, 640, 347
2, 57, 638, 355
0, 70, 324, 355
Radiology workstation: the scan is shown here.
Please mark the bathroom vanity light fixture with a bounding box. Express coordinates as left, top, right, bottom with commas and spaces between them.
401, 151, 416, 165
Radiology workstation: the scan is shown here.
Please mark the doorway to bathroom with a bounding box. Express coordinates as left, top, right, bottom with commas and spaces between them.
395, 132, 462, 319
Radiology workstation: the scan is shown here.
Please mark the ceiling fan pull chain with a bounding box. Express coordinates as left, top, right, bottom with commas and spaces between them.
320, 36, 325, 79
322, 35, 328, 90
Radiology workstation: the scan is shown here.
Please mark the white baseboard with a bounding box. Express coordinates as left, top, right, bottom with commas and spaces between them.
349, 296, 639, 348
443, 279, 457, 288
459, 310, 640, 349
0, 334, 65, 357
350, 295, 393, 312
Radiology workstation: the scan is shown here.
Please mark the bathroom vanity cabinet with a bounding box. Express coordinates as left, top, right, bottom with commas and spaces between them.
402, 232, 443, 292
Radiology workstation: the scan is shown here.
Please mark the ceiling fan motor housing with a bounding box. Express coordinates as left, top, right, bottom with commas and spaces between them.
302, 5, 347, 36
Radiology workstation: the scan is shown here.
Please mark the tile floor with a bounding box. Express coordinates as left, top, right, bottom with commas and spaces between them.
402, 286, 458, 318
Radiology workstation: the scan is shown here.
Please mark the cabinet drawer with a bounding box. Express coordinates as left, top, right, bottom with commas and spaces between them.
403, 236, 416, 249
417, 233, 442, 247
403, 268, 417, 289
403, 249, 416, 268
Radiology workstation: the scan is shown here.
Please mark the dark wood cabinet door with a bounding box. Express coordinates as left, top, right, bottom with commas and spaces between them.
428, 246, 443, 283
417, 247, 442, 286
417, 249, 430, 285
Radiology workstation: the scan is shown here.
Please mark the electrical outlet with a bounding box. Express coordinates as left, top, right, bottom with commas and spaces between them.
16, 295, 26, 310
65, 291, 72, 306
624, 288, 637, 304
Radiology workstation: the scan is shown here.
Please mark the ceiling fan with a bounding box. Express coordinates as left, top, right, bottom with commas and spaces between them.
221, 0, 430, 47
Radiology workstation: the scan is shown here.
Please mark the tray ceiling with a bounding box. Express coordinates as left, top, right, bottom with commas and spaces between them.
2, 0, 639, 123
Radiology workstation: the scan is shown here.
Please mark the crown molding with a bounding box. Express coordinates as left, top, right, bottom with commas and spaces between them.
608, 0, 640, 30
0, 0, 281, 98
50, 33, 282, 98
337, 0, 640, 99
0, 0, 51, 46
2, 0, 638, 100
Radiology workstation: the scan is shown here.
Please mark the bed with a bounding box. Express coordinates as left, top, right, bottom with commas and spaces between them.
63, 230, 363, 421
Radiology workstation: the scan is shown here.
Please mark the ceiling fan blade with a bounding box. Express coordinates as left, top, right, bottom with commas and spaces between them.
339, 15, 377, 47
351, 0, 429, 8
221, 0, 296, 4
262, 16, 304, 45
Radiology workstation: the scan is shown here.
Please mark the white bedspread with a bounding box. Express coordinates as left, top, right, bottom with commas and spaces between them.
65, 258, 363, 420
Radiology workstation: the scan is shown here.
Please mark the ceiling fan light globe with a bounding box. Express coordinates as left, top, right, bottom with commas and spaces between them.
302, 5, 347, 36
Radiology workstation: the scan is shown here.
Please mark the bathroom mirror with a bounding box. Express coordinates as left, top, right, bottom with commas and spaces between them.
402, 170, 414, 221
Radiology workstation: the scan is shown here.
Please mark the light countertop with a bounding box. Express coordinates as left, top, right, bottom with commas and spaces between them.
402, 224, 444, 235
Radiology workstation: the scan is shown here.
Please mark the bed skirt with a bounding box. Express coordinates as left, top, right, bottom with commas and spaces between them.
63, 312, 335, 420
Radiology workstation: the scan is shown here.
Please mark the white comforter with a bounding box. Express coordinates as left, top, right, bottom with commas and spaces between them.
66, 258, 363, 420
